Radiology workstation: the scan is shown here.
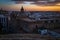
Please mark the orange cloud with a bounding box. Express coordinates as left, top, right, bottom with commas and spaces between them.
24, 5, 60, 11
1, 4, 60, 11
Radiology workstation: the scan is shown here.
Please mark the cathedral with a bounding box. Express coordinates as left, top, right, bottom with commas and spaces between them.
21, 6, 24, 13
20, 6, 26, 17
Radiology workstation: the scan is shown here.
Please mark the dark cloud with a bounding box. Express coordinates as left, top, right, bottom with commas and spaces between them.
12, 0, 37, 2
11, 0, 60, 6
14, 1, 24, 4
11, 0, 54, 1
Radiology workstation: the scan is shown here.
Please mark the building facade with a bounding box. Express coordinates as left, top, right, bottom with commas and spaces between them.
0, 14, 8, 33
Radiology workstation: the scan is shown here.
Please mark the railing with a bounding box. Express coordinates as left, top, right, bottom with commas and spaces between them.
0, 34, 58, 40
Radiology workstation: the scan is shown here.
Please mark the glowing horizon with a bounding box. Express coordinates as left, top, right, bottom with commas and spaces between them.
0, 4, 60, 11
0, 0, 60, 11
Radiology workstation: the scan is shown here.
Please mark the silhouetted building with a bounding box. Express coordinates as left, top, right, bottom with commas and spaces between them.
20, 6, 26, 17
21, 6, 24, 13
0, 8, 8, 15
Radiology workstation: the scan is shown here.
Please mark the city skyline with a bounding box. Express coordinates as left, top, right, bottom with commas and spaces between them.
0, 0, 60, 11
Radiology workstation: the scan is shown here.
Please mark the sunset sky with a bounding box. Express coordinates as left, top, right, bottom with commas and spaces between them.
0, 0, 60, 11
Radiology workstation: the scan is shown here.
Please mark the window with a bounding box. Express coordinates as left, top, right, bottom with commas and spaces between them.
45, 21, 48, 23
